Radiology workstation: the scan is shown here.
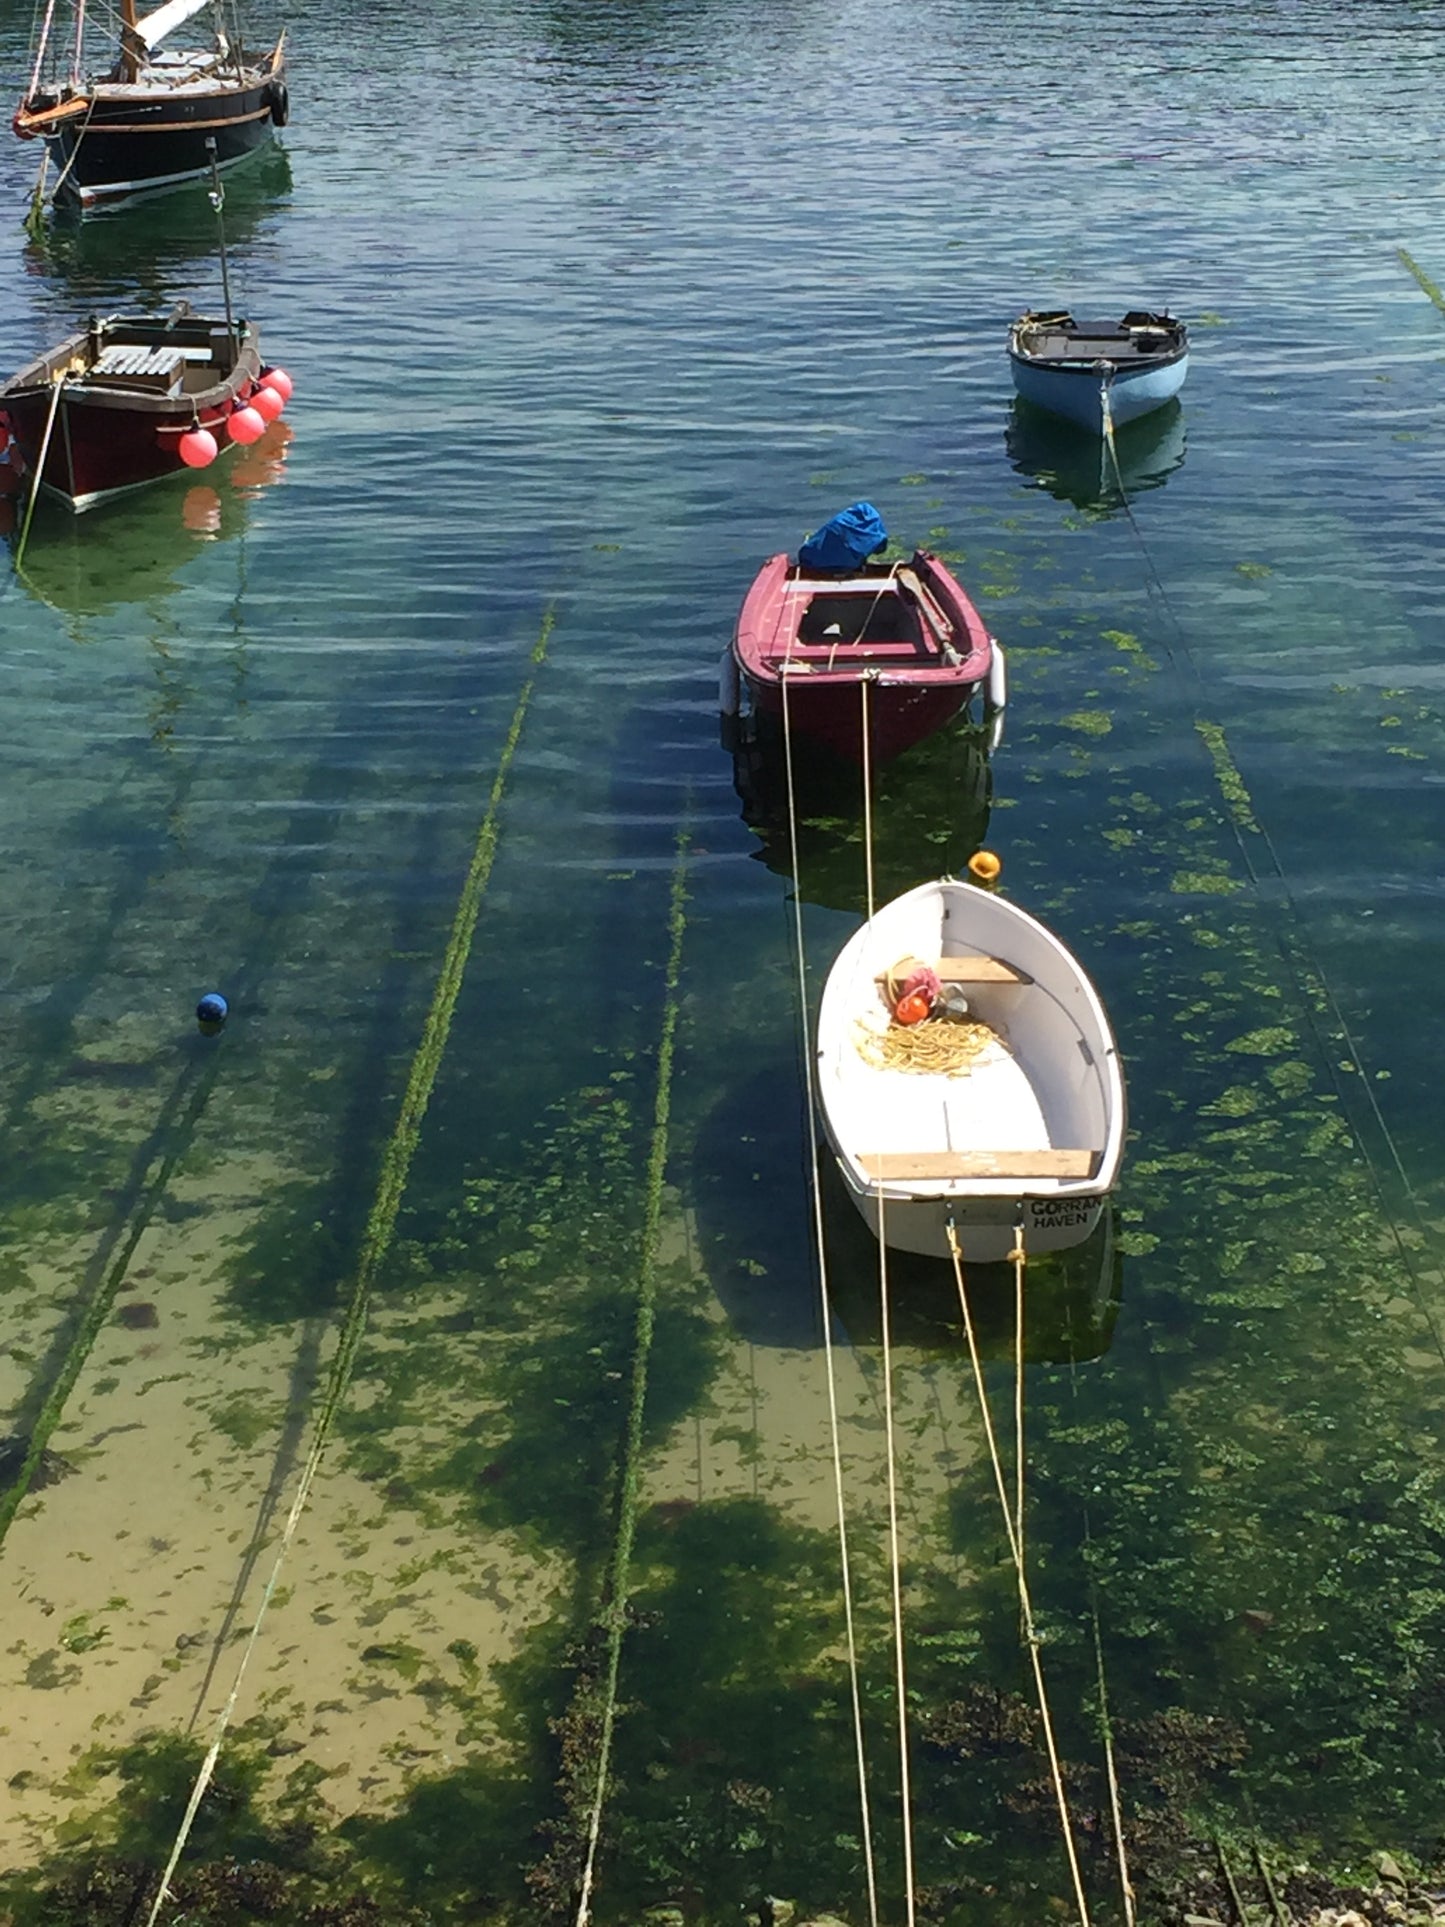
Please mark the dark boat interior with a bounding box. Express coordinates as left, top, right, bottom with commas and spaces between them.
1016, 309, 1183, 361
795, 582, 921, 648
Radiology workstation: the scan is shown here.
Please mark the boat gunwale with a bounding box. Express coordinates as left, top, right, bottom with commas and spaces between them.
1008, 309, 1189, 377
733, 548, 994, 692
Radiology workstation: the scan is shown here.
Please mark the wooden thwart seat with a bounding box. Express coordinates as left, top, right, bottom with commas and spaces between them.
858, 1148, 1100, 1181
875, 954, 1032, 987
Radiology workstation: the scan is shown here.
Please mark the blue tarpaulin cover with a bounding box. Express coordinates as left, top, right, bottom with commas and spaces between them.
798, 501, 888, 573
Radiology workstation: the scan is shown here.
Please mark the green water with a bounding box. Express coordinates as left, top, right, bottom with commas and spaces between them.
2, 1, 1445, 1920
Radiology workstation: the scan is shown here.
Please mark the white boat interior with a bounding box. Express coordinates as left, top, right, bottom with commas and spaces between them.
817, 879, 1123, 1203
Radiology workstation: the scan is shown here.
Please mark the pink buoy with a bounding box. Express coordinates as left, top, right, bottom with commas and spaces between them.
178, 426, 219, 469
259, 366, 293, 402
251, 383, 285, 423
227, 405, 267, 446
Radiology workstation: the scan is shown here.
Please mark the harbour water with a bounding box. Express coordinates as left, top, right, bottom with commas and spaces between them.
1, 1, 1444, 1920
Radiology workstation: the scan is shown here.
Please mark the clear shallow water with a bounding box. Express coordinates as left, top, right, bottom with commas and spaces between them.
1, 1, 1444, 1921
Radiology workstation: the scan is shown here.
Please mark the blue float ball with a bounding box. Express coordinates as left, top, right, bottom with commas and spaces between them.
196, 992, 229, 1028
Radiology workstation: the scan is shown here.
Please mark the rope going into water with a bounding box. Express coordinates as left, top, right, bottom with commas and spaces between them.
14, 368, 67, 570
572, 821, 691, 1927
142, 603, 554, 1926
778, 671, 881, 1926
1099, 383, 1445, 1376
860, 674, 920, 1927
945, 1218, 1092, 1927
1062, 1313, 1136, 1927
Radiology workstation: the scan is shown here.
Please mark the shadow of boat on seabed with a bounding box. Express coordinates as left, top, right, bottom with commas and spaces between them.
693, 1067, 1123, 1364
3, 418, 293, 620
729, 718, 994, 916
1006, 395, 1186, 514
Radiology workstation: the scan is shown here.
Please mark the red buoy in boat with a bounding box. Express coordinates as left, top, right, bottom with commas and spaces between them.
260, 366, 293, 402
227, 405, 266, 446
251, 384, 285, 423
178, 426, 219, 468
895, 990, 932, 1026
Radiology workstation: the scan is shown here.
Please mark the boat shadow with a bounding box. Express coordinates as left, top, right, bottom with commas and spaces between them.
1006, 396, 1186, 514
728, 716, 993, 915
5, 417, 292, 619
692, 1066, 1122, 1365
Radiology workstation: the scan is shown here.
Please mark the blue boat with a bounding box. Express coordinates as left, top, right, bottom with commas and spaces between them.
1007, 309, 1189, 434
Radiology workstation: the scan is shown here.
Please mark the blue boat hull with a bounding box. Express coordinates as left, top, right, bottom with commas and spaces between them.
1008, 350, 1189, 433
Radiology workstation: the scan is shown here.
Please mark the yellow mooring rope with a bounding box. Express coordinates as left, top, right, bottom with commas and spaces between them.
946, 1218, 1093, 1927
860, 671, 919, 1927
143, 603, 555, 1927
780, 671, 881, 1927
573, 820, 691, 1927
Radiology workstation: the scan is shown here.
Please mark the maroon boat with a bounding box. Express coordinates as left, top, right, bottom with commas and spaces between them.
727, 549, 1007, 766
0, 306, 264, 512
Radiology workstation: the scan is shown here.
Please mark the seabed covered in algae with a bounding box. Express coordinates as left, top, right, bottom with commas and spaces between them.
0, 593, 1442, 1926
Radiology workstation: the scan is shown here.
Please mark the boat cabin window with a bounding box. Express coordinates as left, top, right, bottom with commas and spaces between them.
797, 591, 920, 648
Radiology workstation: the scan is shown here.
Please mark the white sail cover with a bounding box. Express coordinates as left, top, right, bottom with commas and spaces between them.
134, 0, 212, 51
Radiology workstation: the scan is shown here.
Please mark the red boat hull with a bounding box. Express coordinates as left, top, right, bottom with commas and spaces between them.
0, 311, 263, 511
730, 550, 996, 766
748, 673, 970, 764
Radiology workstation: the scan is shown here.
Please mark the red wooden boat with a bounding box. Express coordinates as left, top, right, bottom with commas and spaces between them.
728, 549, 1006, 765
0, 305, 263, 512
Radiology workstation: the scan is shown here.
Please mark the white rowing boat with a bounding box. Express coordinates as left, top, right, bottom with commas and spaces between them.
815, 877, 1127, 1261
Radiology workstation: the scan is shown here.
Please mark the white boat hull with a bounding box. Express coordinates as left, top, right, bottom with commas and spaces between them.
816, 878, 1127, 1262
845, 1180, 1107, 1261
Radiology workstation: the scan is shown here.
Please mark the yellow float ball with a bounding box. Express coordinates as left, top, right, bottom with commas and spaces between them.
968, 849, 1002, 884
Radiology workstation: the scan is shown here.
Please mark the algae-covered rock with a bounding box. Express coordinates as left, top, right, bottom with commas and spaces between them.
757, 1902, 796, 1927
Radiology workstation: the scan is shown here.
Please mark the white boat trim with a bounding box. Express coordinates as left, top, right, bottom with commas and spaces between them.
71, 140, 267, 204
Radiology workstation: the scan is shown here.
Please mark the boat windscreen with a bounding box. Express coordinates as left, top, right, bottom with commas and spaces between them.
134, 0, 211, 51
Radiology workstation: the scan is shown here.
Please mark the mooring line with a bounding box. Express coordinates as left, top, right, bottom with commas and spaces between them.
1397, 246, 1445, 314
573, 819, 691, 1927
858, 672, 921, 1927
946, 1220, 1092, 1927
779, 672, 882, 1926
1100, 394, 1445, 1373
1063, 1317, 1136, 1927
143, 603, 554, 1927
0, 1048, 225, 1550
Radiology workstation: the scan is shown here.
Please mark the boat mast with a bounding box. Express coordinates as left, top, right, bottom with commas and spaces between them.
118, 0, 140, 81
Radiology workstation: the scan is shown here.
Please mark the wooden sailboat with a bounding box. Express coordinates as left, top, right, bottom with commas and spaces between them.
13, 0, 287, 208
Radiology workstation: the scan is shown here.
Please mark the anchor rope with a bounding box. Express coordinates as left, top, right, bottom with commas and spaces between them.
946, 1219, 1092, 1927
14, 368, 68, 570
143, 603, 554, 1926
859, 676, 920, 1927
778, 671, 882, 1927
1100, 388, 1445, 1372
573, 819, 691, 1927
1063, 1320, 1136, 1927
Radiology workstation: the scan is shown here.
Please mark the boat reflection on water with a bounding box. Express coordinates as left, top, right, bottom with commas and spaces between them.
6, 418, 292, 618
21, 145, 293, 308
820, 1158, 1122, 1365
731, 718, 993, 915
1006, 395, 1186, 514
